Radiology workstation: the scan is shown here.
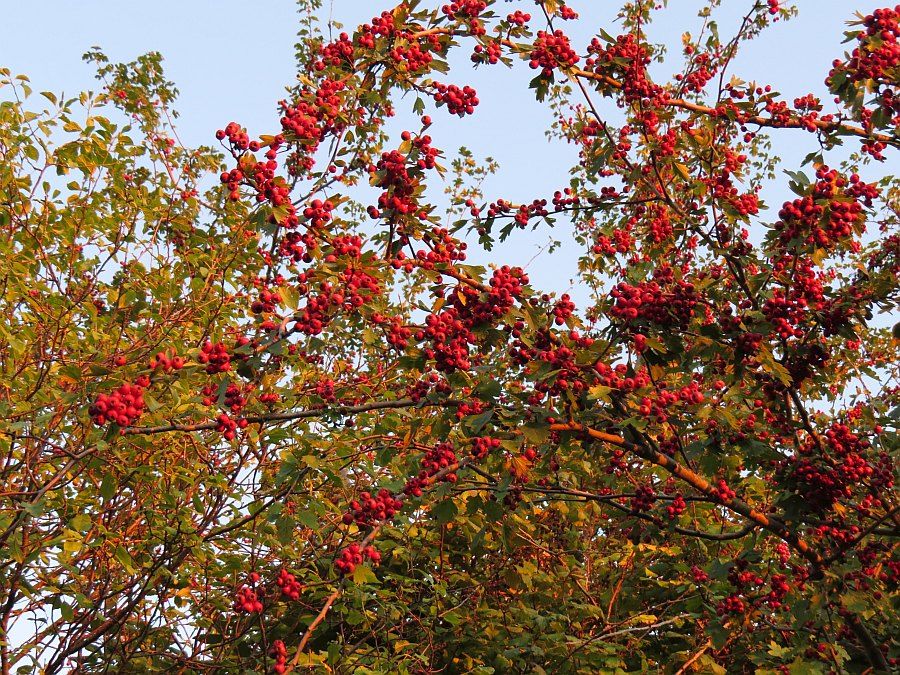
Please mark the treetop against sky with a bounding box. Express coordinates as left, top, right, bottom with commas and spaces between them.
0, 1, 897, 673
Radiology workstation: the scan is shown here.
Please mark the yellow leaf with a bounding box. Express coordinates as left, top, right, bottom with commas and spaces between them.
506, 454, 530, 479
588, 384, 611, 402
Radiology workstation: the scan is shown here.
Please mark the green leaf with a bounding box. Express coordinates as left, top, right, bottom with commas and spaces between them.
70, 514, 91, 532
522, 424, 549, 444
23, 500, 46, 517
351, 564, 378, 585
758, 348, 792, 386
100, 474, 117, 501
430, 499, 458, 524
278, 285, 299, 310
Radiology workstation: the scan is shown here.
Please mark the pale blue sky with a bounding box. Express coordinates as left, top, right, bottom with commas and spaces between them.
0, 0, 884, 293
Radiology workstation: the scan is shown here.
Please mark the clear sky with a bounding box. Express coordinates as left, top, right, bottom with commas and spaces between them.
0, 0, 885, 294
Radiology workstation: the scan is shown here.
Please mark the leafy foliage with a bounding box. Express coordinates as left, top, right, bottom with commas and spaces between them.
0, 1, 898, 673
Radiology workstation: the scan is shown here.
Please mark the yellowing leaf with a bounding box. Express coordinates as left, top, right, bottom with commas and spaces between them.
352, 564, 378, 585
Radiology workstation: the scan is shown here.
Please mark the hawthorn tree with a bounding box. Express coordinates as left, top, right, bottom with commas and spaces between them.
0, 0, 898, 672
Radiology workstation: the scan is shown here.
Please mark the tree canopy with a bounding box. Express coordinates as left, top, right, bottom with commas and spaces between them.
0, 1, 898, 672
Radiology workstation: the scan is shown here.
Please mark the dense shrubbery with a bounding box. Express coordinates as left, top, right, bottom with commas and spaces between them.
0, 1, 897, 672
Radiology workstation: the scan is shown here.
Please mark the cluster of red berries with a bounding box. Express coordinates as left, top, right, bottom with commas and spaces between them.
328, 234, 363, 259
592, 227, 634, 256
513, 199, 550, 227
219, 168, 245, 202
774, 542, 791, 566
372, 313, 412, 350
665, 494, 687, 519
631, 485, 656, 512
607, 448, 628, 475
634, 380, 704, 422
592, 362, 651, 392
198, 341, 232, 374
303, 199, 334, 229
199, 383, 219, 407
691, 565, 710, 583
528, 341, 592, 398
610, 278, 698, 329
404, 442, 459, 497
270, 640, 287, 674
674, 53, 714, 94
245, 150, 298, 227
433, 82, 479, 117
279, 230, 317, 264
552, 294, 575, 325
442, 0, 486, 19
290, 287, 331, 337
507, 10, 531, 26
404, 371, 452, 403
392, 228, 468, 273
471, 436, 501, 460
782, 423, 878, 510
276, 569, 302, 600
251, 287, 281, 315
793, 93, 823, 121
299, 268, 377, 321
277, 81, 354, 175
587, 34, 662, 104
558, 4, 578, 20
551, 188, 580, 210
223, 383, 248, 414
316, 32, 355, 70
644, 204, 674, 243
340, 268, 381, 309
529, 30, 580, 77
314, 378, 336, 403
471, 40, 502, 65
418, 308, 477, 372
334, 543, 380, 575
455, 397, 488, 420
373, 135, 439, 217
763, 288, 811, 340
393, 40, 437, 72
861, 138, 888, 161
716, 594, 746, 616
775, 167, 877, 250
729, 560, 764, 589
455, 267, 527, 325
216, 413, 246, 441
759, 98, 794, 129
215, 121, 256, 152
632, 333, 648, 353
280, 99, 324, 154
357, 10, 397, 48
767, 574, 790, 608
315, 76, 354, 133
485, 198, 513, 219
149, 350, 184, 372
735, 330, 764, 357
89, 378, 149, 427
711, 479, 736, 502
233, 578, 264, 614
829, 6, 900, 85
443, 1, 487, 35
342, 489, 403, 527
703, 152, 761, 217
